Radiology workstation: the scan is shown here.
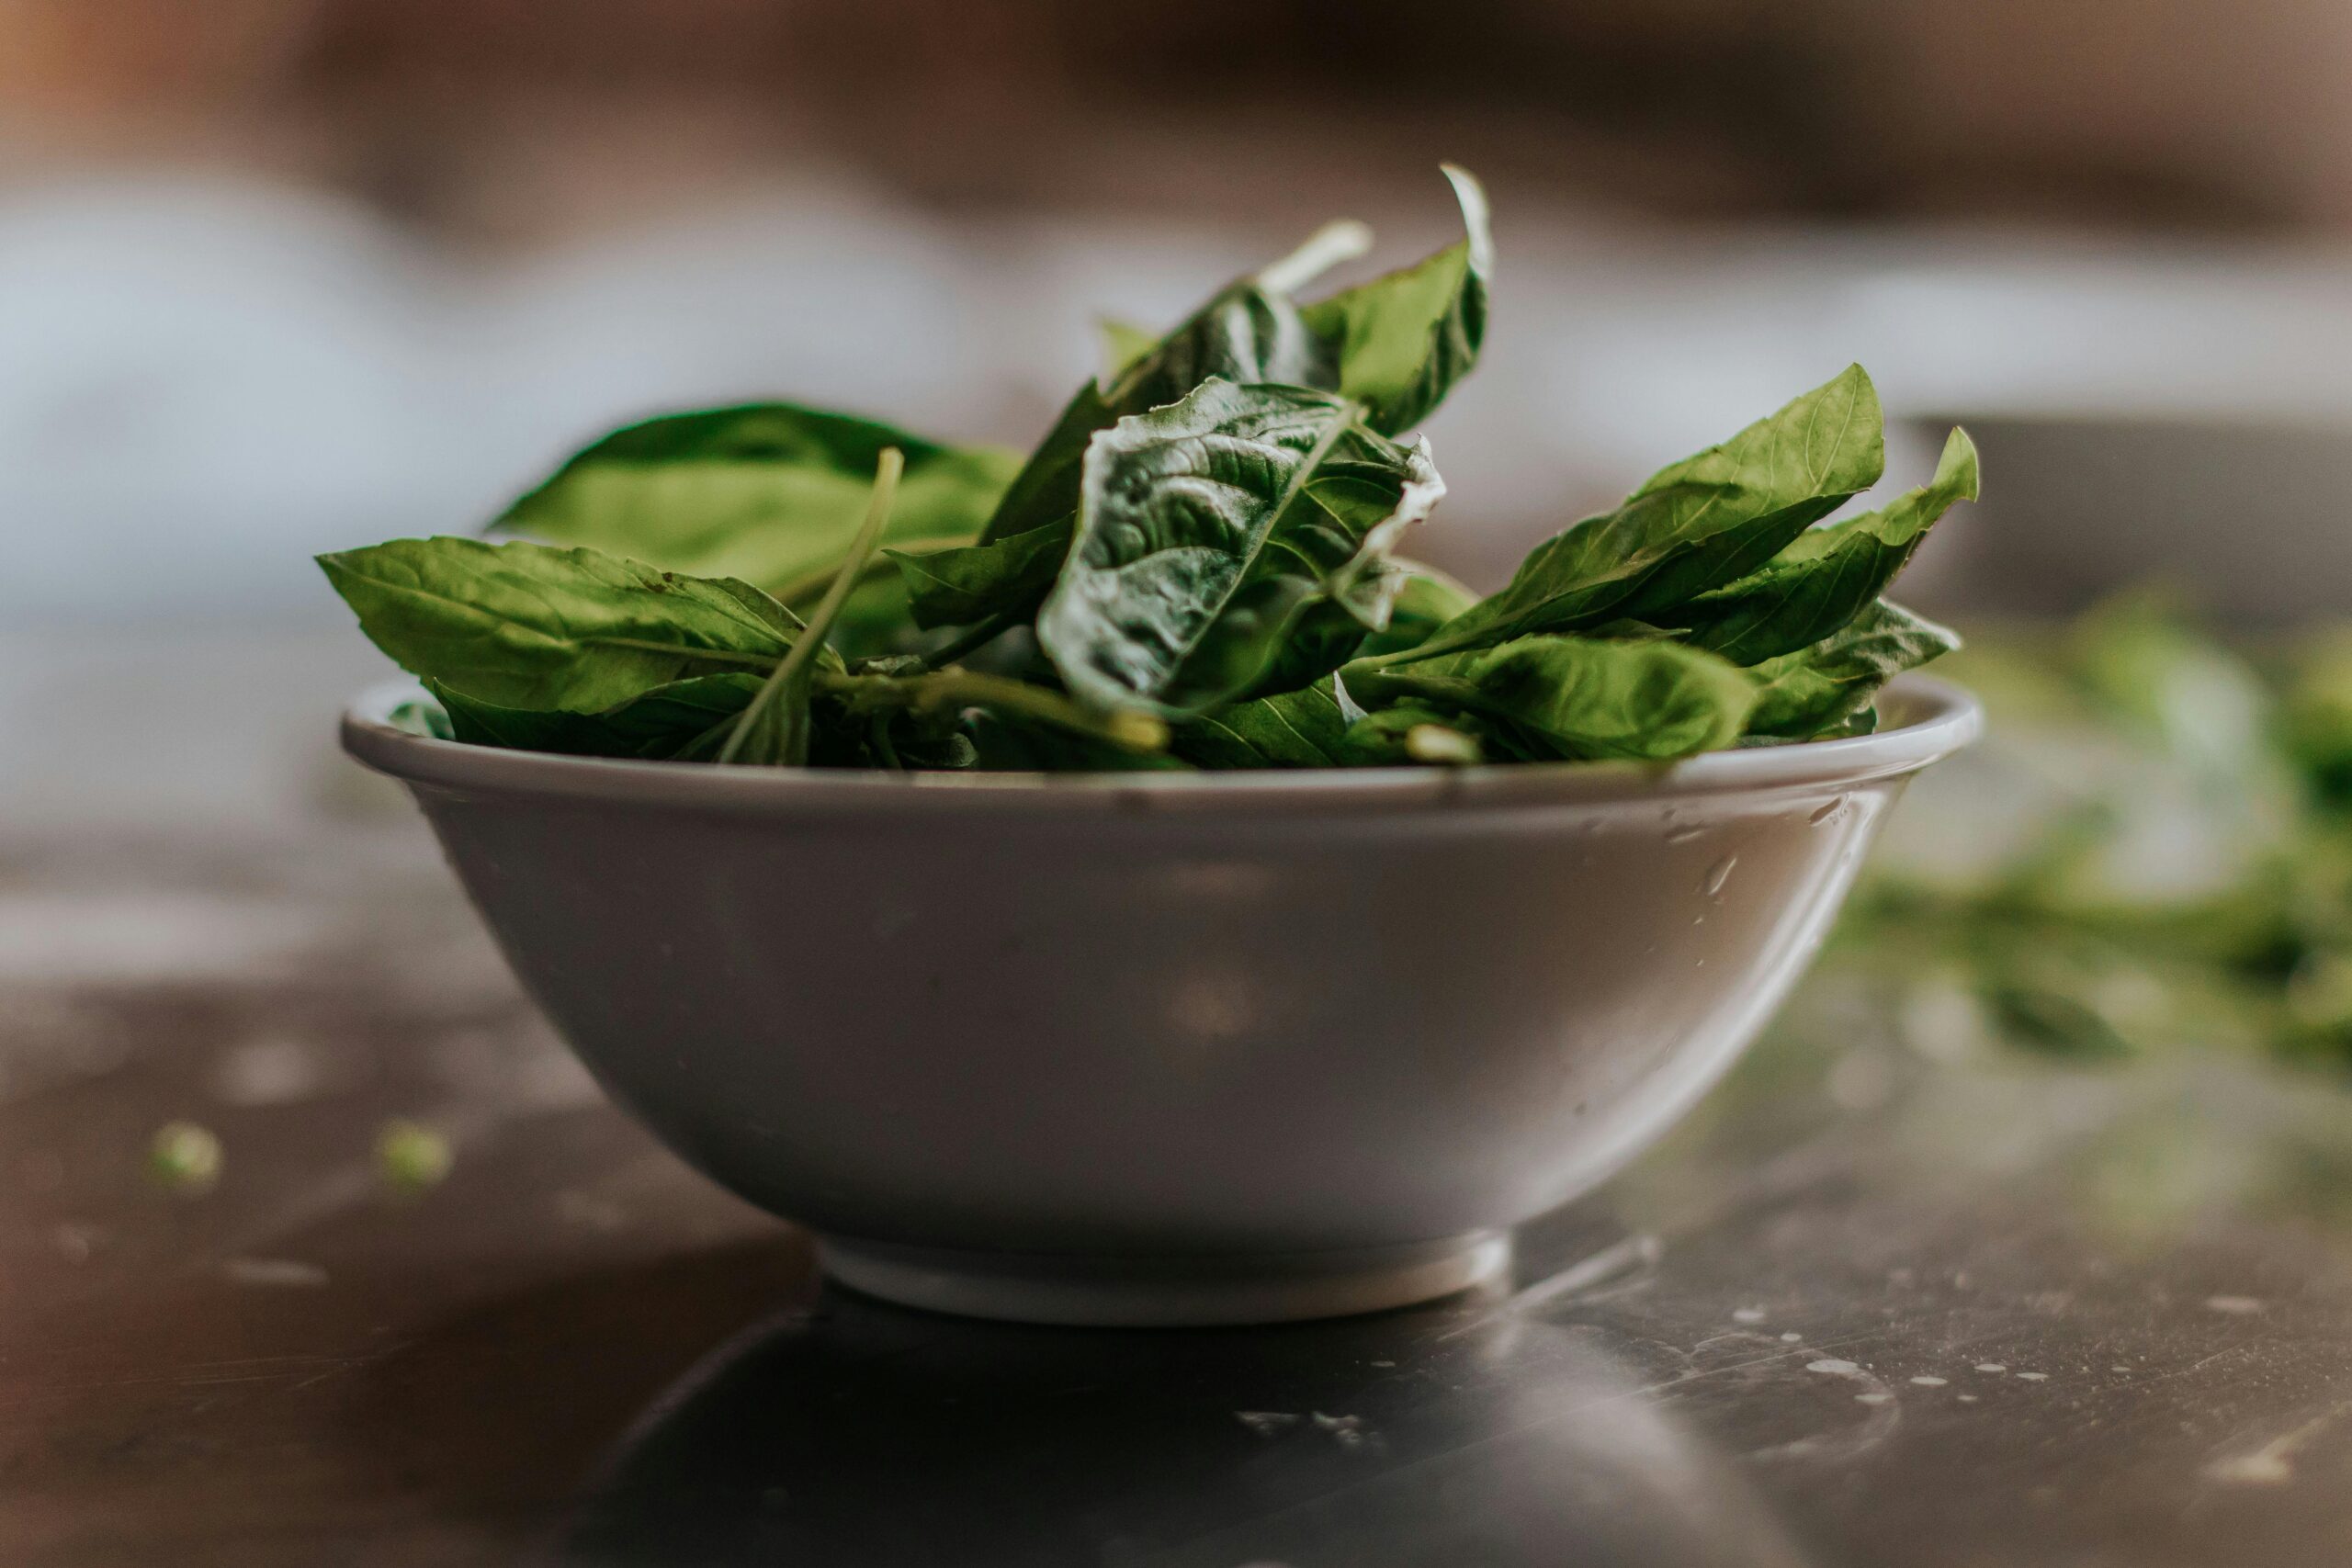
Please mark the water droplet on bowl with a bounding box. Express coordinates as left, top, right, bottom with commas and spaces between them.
1702, 856, 1737, 899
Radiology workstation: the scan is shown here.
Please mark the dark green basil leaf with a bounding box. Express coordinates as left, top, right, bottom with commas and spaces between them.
1336, 701, 1503, 765
431, 673, 762, 760
889, 524, 1070, 631
1036, 379, 1445, 717
933, 187, 1476, 626
1663, 427, 1978, 664
490, 403, 1017, 592
977, 289, 1335, 548
1746, 599, 1961, 740
1170, 679, 1351, 768
1299, 164, 1491, 436
947, 223, 1377, 628
1236, 524, 1459, 700
962, 710, 1193, 772
319, 537, 810, 711
1350, 634, 1757, 761
1395, 365, 1883, 663
1241, 600, 1378, 702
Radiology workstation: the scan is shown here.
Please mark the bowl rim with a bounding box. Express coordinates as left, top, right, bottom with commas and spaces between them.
342, 674, 1982, 817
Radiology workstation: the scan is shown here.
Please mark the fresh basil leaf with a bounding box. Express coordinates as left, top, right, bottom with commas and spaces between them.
1350, 634, 1757, 761
1355, 561, 1479, 658
1036, 380, 1445, 717
1746, 599, 1960, 740
1237, 492, 1452, 699
889, 525, 1070, 631
490, 403, 1017, 592
1663, 427, 1978, 664
319, 536, 810, 711
932, 197, 1469, 626
1097, 316, 1160, 382
721, 448, 904, 767
953, 221, 1379, 637
1242, 600, 1379, 702
1170, 679, 1351, 768
1299, 164, 1491, 436
977, 288, 1336, 548
1394, 365, 1883, 663
431, 673, 762, 760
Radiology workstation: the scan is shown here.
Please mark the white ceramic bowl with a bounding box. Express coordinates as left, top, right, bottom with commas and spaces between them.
343, 678, 1980, 1325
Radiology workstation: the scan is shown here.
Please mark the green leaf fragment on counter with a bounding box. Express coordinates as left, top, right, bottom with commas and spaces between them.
151, 1122, 222, 1193
377, 1119, 454, 1194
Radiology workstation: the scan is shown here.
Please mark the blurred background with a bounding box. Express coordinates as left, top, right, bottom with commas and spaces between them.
17, 14, 2352, 1553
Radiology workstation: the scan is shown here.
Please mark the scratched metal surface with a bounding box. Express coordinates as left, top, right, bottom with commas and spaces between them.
7, 639, 2352, 1566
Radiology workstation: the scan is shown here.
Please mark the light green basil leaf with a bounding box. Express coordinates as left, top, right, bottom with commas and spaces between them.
1350, 634, 1757, 761
1399, 365, 1884, 662
1170, 679, 1351, 768
319, 536, 809, 711
1300, 164, 1491, 436
1746, 599, 1960, 739
490, 403, 1017, 592
1663, 426, 1978, 664
431, 673, 763, 760
1356, 561, 1479, 658
1037, 380, 1444, 717
1097, 316, 1161, 381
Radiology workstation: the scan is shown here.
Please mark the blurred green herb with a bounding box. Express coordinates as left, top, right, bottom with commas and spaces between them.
1813, 593, 2352, 1073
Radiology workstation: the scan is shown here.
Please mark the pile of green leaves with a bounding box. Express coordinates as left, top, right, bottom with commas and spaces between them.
321, 168, 1977, 773
1813, 596, 2352, 1070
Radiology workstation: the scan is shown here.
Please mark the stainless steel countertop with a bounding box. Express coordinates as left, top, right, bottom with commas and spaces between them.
6, 636, 2351, 1566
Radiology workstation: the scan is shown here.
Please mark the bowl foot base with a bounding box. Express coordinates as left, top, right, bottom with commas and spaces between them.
818, 1231, 1511, 1327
